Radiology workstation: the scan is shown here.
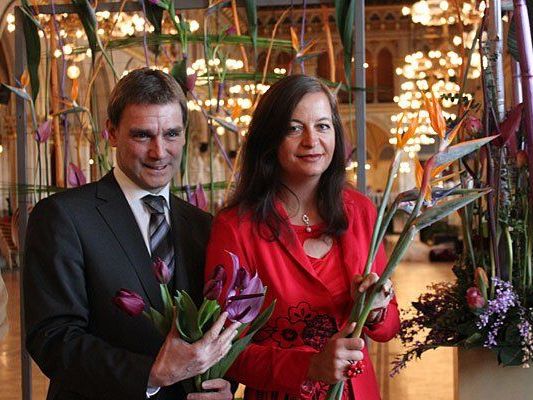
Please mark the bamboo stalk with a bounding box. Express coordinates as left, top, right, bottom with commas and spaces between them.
48, 19, 65, 187
513, 0, 533, 202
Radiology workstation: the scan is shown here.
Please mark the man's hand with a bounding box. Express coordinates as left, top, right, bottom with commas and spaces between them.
148, 312, 240, 388
187, 379, 233, 400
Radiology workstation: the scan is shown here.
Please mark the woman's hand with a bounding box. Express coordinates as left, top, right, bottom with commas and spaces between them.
351, 273, 394, 324
306, 322, 365, 384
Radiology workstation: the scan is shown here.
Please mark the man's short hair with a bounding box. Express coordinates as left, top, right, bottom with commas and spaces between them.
107, 67, 188, 127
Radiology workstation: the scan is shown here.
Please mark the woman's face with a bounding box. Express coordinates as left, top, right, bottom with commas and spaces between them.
277, 91, 336, 185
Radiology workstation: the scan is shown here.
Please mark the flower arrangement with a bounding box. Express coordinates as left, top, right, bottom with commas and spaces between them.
392, 0, 533, 376
113, 252, 275, 392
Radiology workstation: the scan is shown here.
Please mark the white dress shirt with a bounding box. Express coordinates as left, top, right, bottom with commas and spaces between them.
113, 166, 169, 397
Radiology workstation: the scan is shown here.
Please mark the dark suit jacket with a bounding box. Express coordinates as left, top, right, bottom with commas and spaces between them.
24, 172, 212, 400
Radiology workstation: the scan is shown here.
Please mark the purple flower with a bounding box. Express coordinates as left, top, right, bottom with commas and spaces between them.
203, 264, 226, 300
463, 116, 482, 136
101, 128, 109, 141
476, 277, 518, 348
225, 251, 265, 324
113, 289, 145, 316
224, 26, 237, 36
152, 257, 171, 284
186, 72, 197, 93
67, 163, 87, 187
35, 119, 52, 143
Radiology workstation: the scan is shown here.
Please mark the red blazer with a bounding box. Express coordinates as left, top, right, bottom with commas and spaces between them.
205, 189, 400, 400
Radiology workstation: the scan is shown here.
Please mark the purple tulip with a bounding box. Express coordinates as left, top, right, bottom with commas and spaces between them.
203, 264, 227, 300
101, 128, 110, 141
152, 257, 171, 284
194, 184, 207, 211
224, 26, 237, 36
35, 119, 52, 143
113, 289, 145, 316
224, 251, 265, 323
185, 72, 197, 93
67, 163, 87, 187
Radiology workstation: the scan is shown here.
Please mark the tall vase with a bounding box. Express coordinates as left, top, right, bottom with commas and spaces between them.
458, 347, 533, 400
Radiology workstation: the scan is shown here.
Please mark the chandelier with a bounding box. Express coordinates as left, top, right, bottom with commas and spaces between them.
390, 44, 481, 157
402, 0, 485, 26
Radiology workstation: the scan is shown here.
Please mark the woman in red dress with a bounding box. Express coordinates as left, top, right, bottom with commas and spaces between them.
205, 75, 400, 400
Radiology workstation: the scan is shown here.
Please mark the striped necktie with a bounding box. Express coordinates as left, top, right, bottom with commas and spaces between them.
142, 195, 175, 277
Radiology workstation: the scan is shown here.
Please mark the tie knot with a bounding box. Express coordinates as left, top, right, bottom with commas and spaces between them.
142, 195, 166, 214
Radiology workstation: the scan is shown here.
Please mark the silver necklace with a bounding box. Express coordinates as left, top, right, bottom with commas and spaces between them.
302, 214, 312, 233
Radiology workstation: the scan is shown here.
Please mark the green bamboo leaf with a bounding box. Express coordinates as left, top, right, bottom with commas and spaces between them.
175, 291, 202, 341
412, 190, 491, 231
72, 0, 98, 54
433, 136, 498, 168
209, 300, 276, 378
143, 0, 165, 54
20, 0, 41, 102
72, 34, 293, 54
507, 0, 533, 62
171, 58, 187, 90
244, 0, 258, 63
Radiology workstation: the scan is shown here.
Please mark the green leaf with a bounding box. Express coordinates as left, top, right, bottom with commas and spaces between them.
507, 0, 533, 62
20, 1, 41, 102
175, 291, 202, 341
197, 299, 221, 331
160, 284, 174, 322
209, 300, 276, 378
72, 0, 98, 54
143, 0, 165, 54
498, 346, 524, 366
342, 0, 355, 85
1, 83, 32, 102
171, 58, 187, 90
412, 190, 491, 231
148, 307, 170, 336
244, 0, 258, 64
433, 136, 498, 168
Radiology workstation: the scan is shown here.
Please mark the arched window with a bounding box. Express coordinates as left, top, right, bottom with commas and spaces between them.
377, 48, 394, 103
365, 49, 375, 103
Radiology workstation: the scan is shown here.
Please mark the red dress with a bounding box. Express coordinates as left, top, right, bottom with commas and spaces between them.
204, 189, 400, 400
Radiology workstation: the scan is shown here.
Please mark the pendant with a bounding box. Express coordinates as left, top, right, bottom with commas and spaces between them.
302, 214, 312, 233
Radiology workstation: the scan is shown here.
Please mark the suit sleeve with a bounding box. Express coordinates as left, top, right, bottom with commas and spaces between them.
362, 203, 401, 342
205, 214, 316, 394
23, 196, 154, 400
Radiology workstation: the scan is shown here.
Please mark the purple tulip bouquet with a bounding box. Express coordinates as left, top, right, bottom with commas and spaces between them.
113, 251, 275, 391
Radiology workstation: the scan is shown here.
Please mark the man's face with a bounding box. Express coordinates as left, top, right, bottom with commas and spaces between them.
108, 102, 185, 192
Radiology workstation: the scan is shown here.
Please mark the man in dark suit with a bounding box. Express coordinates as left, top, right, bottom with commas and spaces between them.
24, 68, 238, 400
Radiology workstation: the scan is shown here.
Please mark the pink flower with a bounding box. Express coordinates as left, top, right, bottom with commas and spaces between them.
466, 287, 486, 310
463, 116, 482, 136
35, 119, 52, 143
113, 289, 145, 316
152, 257, 171, 284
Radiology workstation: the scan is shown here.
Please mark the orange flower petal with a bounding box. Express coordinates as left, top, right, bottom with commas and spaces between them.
71, 78, 79, 103
290, 26, 300, 52
20, 70, 30, 88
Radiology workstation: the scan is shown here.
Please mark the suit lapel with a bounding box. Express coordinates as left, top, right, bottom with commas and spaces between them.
169, 196, 193, 296
95, 173, 164, 311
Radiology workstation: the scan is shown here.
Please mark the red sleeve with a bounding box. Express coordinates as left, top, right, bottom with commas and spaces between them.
205, 213, 317, 393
